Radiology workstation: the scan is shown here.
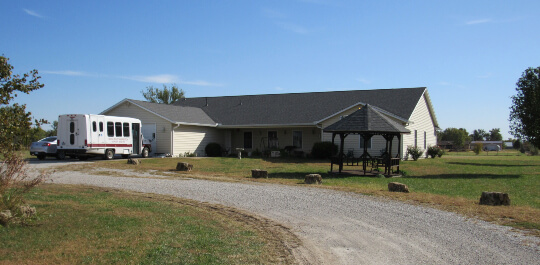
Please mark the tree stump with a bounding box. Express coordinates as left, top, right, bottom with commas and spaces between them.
479, 192, 510, 206
305, 174, 322, 184
127, 158, 141, 165
176, 162, 193, 171
251, 169, 268, 178
388, 182, 409, 193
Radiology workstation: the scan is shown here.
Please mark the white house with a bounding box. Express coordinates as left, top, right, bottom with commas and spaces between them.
101, 87, 439, 158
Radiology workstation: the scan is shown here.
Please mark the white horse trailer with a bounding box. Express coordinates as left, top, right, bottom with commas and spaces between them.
57, 114, 151, 160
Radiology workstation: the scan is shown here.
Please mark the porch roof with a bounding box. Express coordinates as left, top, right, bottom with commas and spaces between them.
323, 104, 410, 135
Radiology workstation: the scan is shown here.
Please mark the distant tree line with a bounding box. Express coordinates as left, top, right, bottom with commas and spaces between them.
437, 128, 503, 150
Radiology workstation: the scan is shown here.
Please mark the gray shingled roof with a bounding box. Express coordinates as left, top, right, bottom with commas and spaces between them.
125, 99, 217, 125
173, 87, 427, 126
323, 104, 410, 134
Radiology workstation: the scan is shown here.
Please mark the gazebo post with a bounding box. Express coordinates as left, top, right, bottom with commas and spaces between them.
339, 133, 346, 173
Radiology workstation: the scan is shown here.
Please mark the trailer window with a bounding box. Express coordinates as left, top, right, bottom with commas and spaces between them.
115, 122, 122, 137
70, 122, 75, 133
70, 134, 75, 145
99, 122, 104, 132
123, 123, 130, 137
107, 122, 114, 137
92, 121, 97, 132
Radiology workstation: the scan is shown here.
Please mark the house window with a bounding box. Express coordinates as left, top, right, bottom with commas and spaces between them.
123, 123, 130, 137
243, 132, 252, 149
107, 122, 114, 137
415, 130, 418, 147
359, 135, 372, 149
115, 122, 122, 137
293, 131, 302, 148
424, 131, 427, 149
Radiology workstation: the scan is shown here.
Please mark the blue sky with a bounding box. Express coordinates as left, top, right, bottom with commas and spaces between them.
2, 1, 539, 139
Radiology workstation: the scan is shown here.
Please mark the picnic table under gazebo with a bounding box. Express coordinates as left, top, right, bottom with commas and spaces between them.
323, 104, 411, 176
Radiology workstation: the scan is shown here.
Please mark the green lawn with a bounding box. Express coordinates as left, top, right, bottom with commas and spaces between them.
0, 184, 294, 264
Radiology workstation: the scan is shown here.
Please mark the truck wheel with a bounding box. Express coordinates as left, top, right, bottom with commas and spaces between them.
104, 149, 115, 160
57, 151, 66, 160
142, 147, 149, 158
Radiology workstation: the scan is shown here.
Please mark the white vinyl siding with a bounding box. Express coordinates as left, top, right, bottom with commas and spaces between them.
173, 125, 223, 157
403, 93, 438, 158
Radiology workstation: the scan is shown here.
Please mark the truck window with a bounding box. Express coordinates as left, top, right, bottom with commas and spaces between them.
92, 121, 97, 132
70, 122, 75, 133
107, 122, 114, 137
123, 123, 130, 137
99, 122, 104, 132
115, 122, 122, 137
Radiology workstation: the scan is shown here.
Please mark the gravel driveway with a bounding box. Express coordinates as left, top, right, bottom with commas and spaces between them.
31, 160, 539, 264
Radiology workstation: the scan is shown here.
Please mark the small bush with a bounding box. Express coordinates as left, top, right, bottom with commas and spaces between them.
205, 142, 222, 157
311, 142, 338, 159
0, 153, 47, 226
427, 145, 441, 158
530, 145, 539, 156
406, 146, 424, 161
437, 148, 445, 158
472, 143, 483, 155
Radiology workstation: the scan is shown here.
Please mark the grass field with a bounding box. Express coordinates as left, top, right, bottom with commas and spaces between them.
65, 149, 539, 233
0, 184, 295, 264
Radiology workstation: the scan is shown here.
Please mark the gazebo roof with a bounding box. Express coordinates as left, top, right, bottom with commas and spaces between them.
323, 104, 411, 135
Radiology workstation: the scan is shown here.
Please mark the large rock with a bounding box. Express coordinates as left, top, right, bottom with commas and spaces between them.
479, 192, 510, 206
251, 169, 268, 178
388, 182, 409, 193
127, 158, 141, 165
305, 174, 322, 184
176, 162, 193, 171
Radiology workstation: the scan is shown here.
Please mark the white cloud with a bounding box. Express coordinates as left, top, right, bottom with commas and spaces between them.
274, 86, 285, 91
123, 74, 179, 83
44, 70, 221, 86
465, 19, 492, 25
23, 9, 44, 18
42, 70, 92, 76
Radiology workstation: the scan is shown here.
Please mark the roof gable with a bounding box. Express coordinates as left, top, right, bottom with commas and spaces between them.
101, 99, 217, 126
323, 105, 410, 134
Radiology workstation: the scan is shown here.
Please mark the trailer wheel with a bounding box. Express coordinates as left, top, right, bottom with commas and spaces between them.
57, 151, 66, 160
142, 147, 149, 158
104, 149, 115, 160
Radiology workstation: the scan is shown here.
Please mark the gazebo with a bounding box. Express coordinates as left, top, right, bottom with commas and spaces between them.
323, 104, 411, 175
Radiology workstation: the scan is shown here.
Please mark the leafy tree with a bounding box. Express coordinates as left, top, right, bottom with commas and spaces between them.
0, 56, 46, 154
440, 128, 470, 150
141, 84, 185, 104
0, 56, 47, 226
509, 67, 540, 148
488, 128, 503, 141
471, 129, 488, 141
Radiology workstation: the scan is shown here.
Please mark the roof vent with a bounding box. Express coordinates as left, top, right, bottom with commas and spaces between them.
205, 97, 208, 106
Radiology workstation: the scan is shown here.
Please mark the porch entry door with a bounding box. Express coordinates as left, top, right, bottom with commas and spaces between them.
268, 131, 278, 149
